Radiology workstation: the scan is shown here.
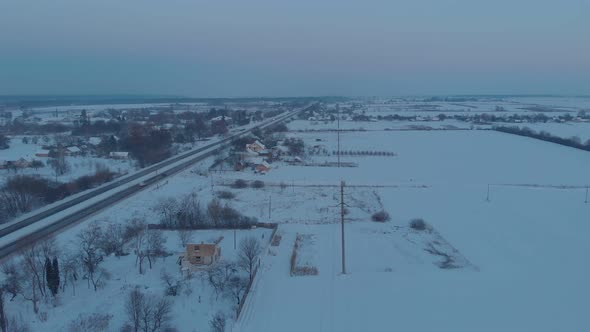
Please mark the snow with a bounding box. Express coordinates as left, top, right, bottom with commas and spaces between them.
4, 100, 590, 331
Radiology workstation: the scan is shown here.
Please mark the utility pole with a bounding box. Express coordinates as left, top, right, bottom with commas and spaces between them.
337, 104, 341, 168
337, 131, 340, 167
268, 195, 272, 220
585, 186, 588, 204
486, 184, 490, 202
340, 181, 346, 274
234, 229, 237, 250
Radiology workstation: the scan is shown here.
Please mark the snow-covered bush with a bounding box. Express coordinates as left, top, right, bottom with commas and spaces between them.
68, 312, 112, 332
371, 210, 390, 222
251, 180, 265, 189
409, 218, 428, 231
217, 190, 235, 199
232, 179, 248, 189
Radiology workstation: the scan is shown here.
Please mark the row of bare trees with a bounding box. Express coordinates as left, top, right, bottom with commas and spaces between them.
154, 192, 257, 229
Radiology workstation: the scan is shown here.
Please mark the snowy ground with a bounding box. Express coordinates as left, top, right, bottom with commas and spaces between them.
233, 129, 590, 332
3, 113, 590, 331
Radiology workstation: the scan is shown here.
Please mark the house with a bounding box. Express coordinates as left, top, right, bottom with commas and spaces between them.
255, 161, 271, 173
35, 149, 50, 157
0, 161, 7, 169
246, 140, 266, 153
65, 146, 81, 156
109, 151, 129, 159
179, 242, 221, 273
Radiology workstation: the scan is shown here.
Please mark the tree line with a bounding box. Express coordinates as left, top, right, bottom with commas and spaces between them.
494, 126, 590, 151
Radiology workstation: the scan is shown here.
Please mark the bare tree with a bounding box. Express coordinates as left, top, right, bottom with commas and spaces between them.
0, 190, 36, 220
160, 271, 181, 297
207, 199, 223, 227
125, 288, 172, 332
1, 262, 22, 301
153, 197, 178, 228
21, 242, 48, 299
78, 224, 105, 291
209, 311, 226, 332
61, 253, 79, 296
177, 230, 192, 248
48, 148, 70, 178
225, 276, 248, 318
146, 230, 166, 270
177, 192, 206, 228
0, 288, 7, 332
237, 237, 262, 283
126, 288, 143, 332
207, 261, 237, 299
99, 223, 126, 257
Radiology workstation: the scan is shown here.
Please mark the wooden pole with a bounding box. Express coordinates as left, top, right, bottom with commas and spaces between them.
585, 186, 588, 204
486, 184, 490, 202
340, 181, 346, 274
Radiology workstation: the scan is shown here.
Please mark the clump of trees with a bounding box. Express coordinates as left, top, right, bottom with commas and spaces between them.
0, 169, 116, 224
409, 218, 429, 231
121, 125, 172, 168
371, 211, 390, 222
283, 138, 305, 156
154, 192, 257, 230
231, 179, 248, 189
124, 288, 172, 332
216, 191, 235, 200
250, 180, 265, 189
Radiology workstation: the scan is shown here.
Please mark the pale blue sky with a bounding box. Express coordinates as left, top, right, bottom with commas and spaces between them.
0, 0, 588, 97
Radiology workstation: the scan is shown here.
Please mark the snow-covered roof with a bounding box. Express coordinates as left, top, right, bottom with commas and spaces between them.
67, 146, 81, 153
36, 149, 50, 155
211, 116, 232, 122
110, 151, 129, 157
89, 137, 102, 145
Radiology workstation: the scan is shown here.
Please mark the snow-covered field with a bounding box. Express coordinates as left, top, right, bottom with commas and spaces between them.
3, 101, 590, 331
233, 129, 590, 332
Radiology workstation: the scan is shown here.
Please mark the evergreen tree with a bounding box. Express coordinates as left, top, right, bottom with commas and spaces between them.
52, 257, 60, 295
45, 257, 52, 295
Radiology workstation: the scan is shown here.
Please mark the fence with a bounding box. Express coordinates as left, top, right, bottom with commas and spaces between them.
235, 223, 278, 319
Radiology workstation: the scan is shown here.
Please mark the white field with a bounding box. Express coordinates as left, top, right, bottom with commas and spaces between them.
3, 116, 590, 331
233, 129, 590, 332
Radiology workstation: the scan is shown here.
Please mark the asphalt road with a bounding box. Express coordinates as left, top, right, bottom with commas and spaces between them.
0, 105, 310, 259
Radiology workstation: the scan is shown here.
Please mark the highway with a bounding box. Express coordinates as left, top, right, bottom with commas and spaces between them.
0, 105, 311, 259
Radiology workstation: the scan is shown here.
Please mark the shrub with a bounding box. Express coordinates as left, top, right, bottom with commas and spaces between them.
251, 180, 265, 189
271, 234, 282, 246
68, 313, 112, 332
232, 179, 248, 189
371, 211, 390, 222
217, 190, 235, 199
409, 218, 427, 231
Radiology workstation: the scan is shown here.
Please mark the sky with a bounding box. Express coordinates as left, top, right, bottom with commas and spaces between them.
0, 0, 589, 97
